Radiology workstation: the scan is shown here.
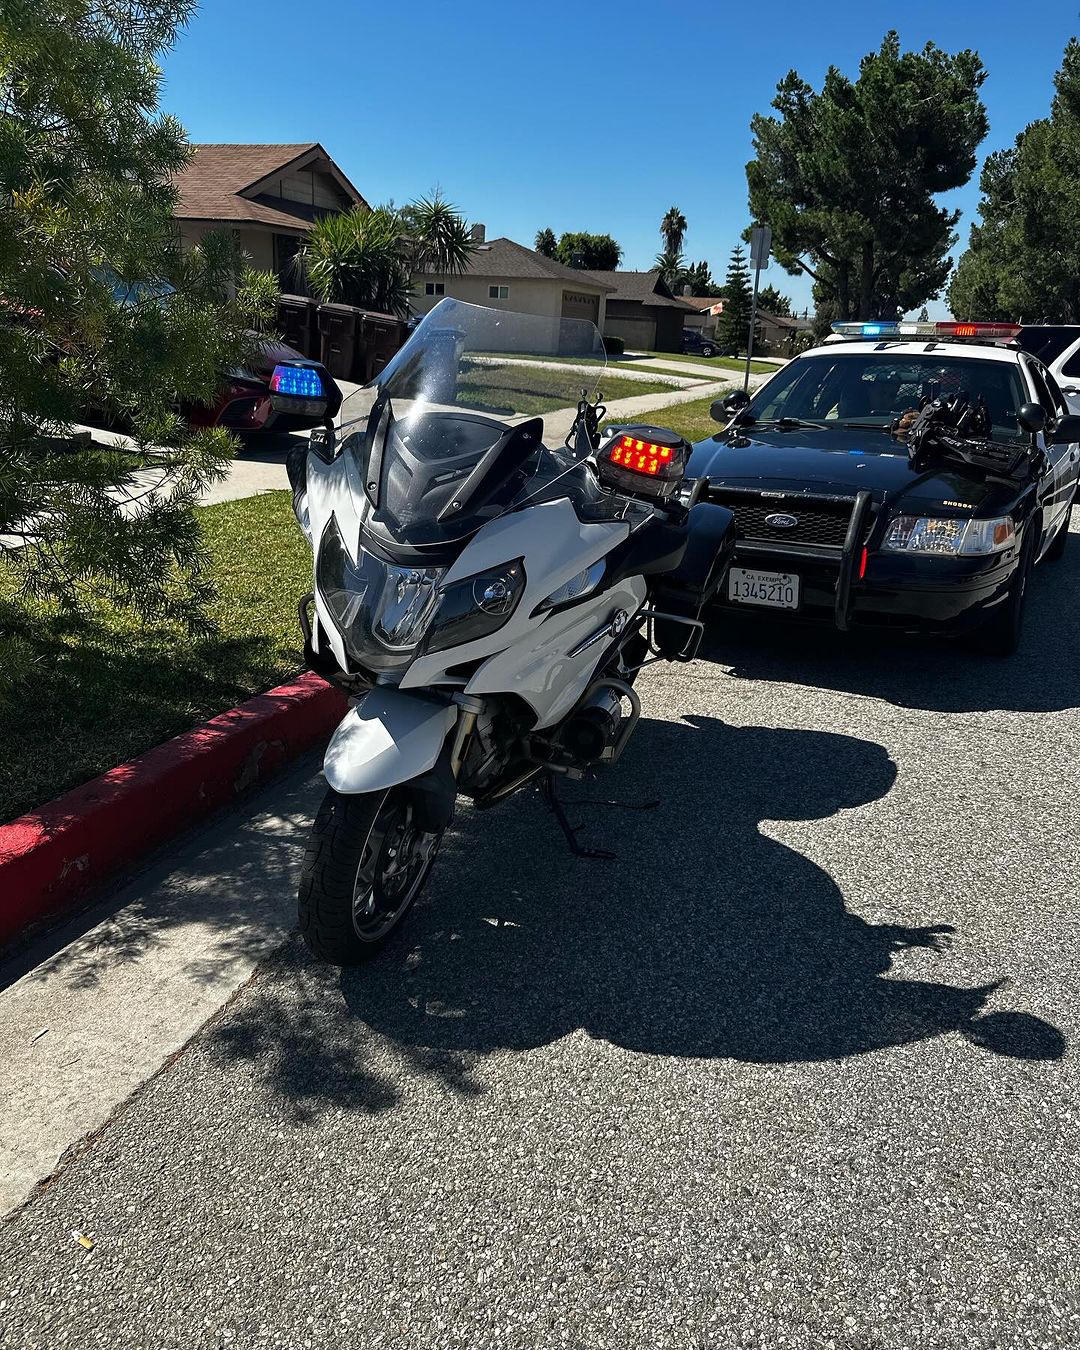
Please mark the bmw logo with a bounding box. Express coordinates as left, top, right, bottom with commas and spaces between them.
764, 513, 799, 529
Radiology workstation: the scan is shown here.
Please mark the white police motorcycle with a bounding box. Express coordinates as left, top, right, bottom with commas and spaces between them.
281, 300, 733, 964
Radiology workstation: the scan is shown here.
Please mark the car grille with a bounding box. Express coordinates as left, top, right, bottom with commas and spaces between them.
708, 491, 856, 548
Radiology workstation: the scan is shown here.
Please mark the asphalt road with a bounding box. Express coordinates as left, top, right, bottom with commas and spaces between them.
3, 540, 1080, 1347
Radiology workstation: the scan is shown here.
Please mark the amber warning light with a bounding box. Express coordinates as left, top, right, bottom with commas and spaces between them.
608, 435, 673, 477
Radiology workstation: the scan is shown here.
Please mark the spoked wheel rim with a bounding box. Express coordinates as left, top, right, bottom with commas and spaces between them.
351, 791, 441, 943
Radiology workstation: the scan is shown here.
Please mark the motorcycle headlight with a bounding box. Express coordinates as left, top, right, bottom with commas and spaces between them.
317, 516, 444, 671
422, 560, 526, 655
882, 514, 1015, 557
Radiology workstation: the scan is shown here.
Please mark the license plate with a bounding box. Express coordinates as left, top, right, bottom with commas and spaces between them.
727, 567, 800, 610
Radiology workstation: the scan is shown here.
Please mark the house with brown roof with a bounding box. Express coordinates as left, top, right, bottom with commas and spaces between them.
585, 270, 699, 352
681, 294, 725, 338
171, 142, 367, 286
412, 231, 614, 339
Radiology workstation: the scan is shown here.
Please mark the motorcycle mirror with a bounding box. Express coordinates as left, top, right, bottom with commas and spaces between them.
712, 389, 751, 423
1017, 402, 1047, 435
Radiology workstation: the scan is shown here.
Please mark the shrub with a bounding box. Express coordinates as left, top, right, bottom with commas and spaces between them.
602, 334, 625, 355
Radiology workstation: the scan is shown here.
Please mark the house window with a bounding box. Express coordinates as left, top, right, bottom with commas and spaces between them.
425, 282, 444, 296
488, 285, 509, 299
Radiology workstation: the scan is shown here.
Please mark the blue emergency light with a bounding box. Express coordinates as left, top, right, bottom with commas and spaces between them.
270, 364, 324, 398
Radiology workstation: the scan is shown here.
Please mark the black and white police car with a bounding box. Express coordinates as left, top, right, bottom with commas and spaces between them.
686, 320, 1080, 654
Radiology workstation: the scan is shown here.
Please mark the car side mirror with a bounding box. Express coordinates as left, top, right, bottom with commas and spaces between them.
1018, 402, 1047, 434
1049, 413, 1080, 444
712, 389, 751, 423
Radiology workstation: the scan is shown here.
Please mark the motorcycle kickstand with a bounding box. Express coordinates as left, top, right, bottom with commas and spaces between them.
540, 773, 616, 861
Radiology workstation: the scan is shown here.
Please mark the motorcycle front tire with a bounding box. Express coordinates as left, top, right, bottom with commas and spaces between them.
298, 784, 444, 965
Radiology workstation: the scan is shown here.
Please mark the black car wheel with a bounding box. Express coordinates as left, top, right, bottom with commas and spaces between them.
968, 520, 1038, 658
702, 346, 716, 358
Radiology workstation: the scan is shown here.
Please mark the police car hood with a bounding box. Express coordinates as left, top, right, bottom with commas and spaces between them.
687, 424, 1004, 509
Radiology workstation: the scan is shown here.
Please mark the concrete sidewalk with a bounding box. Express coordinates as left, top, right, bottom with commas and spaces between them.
0, 755, 324, 1215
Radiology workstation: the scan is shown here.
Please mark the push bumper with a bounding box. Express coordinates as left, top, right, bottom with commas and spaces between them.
716, 494, 1021, 636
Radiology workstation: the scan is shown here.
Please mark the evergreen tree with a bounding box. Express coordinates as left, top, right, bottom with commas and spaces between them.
747, 32, 987, 320
685, 260, 722, 297
949, 38, 1080, 322
715, 247, 754, 353
758, 285, 793, 316
0, 0, 277, 647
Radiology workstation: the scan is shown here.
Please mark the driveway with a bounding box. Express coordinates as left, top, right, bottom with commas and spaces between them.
2, 531, 1078, 1348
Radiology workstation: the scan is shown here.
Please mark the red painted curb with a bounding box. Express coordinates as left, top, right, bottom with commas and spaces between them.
0, 672, 347, 951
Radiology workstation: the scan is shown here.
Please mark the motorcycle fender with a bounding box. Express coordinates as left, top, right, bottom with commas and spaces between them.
323, 688, 458, 795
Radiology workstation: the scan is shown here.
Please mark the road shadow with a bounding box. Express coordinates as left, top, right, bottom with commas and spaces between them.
700, 535, 1080, 714
336, 715, 1064, 1071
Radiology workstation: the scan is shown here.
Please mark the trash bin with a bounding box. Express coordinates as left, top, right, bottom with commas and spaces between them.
317, 302, 359, 381
276, 294, 317, 359
423, 326, 466, 404
355, 311, 408, 383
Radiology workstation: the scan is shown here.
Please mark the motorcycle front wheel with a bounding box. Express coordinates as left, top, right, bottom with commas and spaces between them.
297, 785, 444, 965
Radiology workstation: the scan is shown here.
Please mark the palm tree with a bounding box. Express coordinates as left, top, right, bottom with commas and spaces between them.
660, 206, 688, 257
654, 249, 688, 294
401, 190, 477, 276
534, 227, 557, 258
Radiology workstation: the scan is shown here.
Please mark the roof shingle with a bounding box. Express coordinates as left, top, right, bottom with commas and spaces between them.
414, 238, 616, 290
584, 269, 698, 311
171, 143, 366, 230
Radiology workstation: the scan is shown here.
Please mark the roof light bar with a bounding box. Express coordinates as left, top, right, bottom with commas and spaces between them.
831, 321, 1022, 343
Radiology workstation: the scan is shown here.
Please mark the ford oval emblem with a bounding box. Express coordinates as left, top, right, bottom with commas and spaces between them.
764, 512, 799, 529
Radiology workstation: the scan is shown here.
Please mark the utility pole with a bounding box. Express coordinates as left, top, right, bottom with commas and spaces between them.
745, 226, 771, 392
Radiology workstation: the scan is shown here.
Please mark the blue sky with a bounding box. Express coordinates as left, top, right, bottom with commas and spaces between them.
162, 0, 1079, 318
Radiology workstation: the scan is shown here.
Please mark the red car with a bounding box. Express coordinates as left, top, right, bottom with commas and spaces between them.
185, 336, 343, 436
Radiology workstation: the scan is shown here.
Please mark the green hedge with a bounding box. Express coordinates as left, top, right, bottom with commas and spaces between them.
602, 334, 625, 355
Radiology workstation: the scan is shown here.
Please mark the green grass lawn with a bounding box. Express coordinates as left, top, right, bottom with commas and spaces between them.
0, 491, 312, 822
603, 389, 735, 445
457, 359, 672, 415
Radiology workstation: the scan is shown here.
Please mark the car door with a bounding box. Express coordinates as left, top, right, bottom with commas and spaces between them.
1045, 363, 1080, 510
1047, 333, 1080, 414
1023, 356, 1074, 547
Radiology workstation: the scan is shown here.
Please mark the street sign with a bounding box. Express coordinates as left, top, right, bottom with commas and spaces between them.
749, 225, 772, 270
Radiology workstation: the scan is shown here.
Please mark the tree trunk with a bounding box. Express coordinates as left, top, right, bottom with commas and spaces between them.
858, 245, 875, 319
837, 265, 851, 322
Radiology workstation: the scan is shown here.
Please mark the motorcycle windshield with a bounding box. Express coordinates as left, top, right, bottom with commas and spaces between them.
334, 299, 607, 547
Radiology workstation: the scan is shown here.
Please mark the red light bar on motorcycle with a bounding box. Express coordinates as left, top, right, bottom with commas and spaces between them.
831, 320, 1022, 343
608, 434, 674, 477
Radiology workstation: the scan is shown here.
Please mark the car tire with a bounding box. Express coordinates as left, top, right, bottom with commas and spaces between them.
703, 346, 716, 358
297, 785, 444, 965
1046, 497, 1073, 562
968, 520, 1038, 658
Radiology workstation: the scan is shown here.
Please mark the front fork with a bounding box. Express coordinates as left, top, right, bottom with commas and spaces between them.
448, 692, 485, 776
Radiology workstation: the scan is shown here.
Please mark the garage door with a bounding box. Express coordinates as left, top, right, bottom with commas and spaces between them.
561, 291, 600, 325
604, 316, 656, 352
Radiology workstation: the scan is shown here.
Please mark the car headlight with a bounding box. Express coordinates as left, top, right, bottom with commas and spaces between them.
537, 560, 605, 611
422, 560, 526, 655
882, 514, 1015, 557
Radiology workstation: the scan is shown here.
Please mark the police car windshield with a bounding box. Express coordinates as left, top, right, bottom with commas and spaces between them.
750, 353, 1027, 441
